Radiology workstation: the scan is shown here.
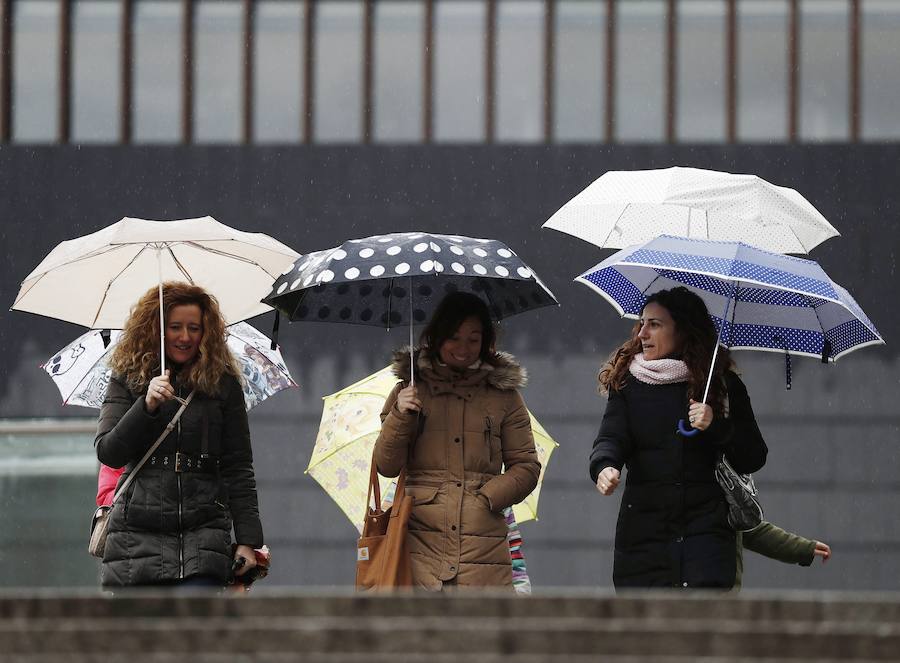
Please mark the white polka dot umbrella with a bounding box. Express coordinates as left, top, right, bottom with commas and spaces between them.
576, 235, 883, 433
544, 166, 839, 254
262, 231, 558, 384
263, 231, 556, 327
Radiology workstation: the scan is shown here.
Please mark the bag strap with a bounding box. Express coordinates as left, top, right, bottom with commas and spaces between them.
109, 390, 196, 506
366, 453, 406, 512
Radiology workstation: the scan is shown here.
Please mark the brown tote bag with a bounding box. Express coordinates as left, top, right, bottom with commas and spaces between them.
355, 457, 413, 590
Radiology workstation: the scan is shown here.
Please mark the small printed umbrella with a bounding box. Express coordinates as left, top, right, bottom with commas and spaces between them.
13, 216, 299, 374
307, 366, 559, 532
262, 231, 557, 384
543, 166, 839, 254
576, 235, 883, 433
43, 322, 297, 411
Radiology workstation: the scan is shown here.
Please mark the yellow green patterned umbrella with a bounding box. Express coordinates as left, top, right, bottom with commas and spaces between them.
307, 366, 559, 533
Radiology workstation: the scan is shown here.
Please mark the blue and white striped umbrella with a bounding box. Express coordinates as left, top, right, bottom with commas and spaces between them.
576, 235, 883, 362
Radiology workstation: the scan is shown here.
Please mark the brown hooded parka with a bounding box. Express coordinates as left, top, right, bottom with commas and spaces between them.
374, 348, 540, 590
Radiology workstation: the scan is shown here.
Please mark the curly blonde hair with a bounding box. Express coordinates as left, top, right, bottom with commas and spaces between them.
109, 281, 241, 395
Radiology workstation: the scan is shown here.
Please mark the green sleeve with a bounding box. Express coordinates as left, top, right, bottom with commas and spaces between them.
742, 520, 816, 566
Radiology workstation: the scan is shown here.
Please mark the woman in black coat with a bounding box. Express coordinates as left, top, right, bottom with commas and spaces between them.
590, 287, 767, 589
95, 282, 263, 589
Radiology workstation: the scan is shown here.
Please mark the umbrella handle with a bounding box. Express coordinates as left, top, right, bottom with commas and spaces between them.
676, 419, 701, 437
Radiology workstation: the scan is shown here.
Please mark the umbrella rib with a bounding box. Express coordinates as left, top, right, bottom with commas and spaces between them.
182, 240, 281, 275
600, 204, 633, 247
307, 431, 383, 468
167, 245, 196, 284
90, 245, 151, 328
33, 244, 129, 275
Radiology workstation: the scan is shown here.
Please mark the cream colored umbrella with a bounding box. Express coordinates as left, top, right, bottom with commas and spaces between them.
308, 366, 559, 533
12, 216, 299, 373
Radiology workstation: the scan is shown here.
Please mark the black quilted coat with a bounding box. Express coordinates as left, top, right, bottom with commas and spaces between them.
589, 371, 767, 590
95, 371, 263, 587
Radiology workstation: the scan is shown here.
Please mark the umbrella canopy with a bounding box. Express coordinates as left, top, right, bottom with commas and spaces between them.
308, 366, 559, 532
576, 235, 883, 362
262, 231, 557, 327
43, 322, 297, 411
543, 166, 839, 254
13, 216, 299, 329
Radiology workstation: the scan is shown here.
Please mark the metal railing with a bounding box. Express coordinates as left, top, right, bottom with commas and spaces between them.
0, 0, 867, 145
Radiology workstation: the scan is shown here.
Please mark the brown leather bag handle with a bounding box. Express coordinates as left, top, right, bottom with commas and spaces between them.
366, 453, 406, 512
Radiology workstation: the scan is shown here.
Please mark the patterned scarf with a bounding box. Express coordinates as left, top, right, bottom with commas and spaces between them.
628, 352, 690, 385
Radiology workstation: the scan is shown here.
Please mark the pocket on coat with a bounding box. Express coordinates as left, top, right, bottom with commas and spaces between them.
406, 486, 440, 506
406, 486, 443, 533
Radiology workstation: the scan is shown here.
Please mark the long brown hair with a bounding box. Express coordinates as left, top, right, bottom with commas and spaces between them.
598, 287, 733, 416
109, 281, 240, 394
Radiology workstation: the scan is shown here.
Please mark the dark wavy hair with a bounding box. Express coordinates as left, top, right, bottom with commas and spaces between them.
108, 281, 240, 395
419, 292, 497, 363
598, 287, 733, 416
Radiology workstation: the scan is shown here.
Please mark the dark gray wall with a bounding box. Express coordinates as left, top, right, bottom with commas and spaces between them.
1, 145, 898, 590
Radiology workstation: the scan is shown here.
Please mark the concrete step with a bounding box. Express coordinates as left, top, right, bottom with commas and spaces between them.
2, 590, 899, 623
1, 592, 899, 660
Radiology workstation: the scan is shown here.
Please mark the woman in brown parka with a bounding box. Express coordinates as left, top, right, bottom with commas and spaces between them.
374, 292, 541, 590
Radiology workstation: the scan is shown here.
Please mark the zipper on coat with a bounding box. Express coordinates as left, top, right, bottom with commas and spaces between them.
484, 416, 494, 463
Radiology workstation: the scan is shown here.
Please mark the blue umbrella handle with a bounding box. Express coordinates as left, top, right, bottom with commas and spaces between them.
676, 419, 701, 437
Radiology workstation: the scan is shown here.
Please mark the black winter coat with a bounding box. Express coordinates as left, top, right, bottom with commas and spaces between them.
95, 371, 263, 587
589, 371, 767, 590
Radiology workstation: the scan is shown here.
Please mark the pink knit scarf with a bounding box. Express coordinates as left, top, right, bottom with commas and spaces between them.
628, 352, 690, 385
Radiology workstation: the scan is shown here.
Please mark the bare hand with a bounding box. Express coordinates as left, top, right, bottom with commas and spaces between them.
596, 467, 621, 496
688, 399, 714, 431
813, 541, 831, 564
395, 385, 421, 414
145, 370, 174, 412
233, 544, 258, 576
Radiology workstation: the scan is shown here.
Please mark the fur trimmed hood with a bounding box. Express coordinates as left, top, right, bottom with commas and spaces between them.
390, 346, 527, 391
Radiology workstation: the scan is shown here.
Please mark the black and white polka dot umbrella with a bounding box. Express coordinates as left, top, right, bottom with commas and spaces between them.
262, 232, 557, 327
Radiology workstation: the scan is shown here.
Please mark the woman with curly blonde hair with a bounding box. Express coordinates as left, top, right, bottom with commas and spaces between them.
96, 281, 263, 589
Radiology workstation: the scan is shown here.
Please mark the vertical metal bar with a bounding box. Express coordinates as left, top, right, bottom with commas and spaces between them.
59, 0, 72, 143
423, 0, 434, 143
242, 0, 254, 144
849, 0, 860, 141
485, 0, 496, 143
605, 0, 616, 142
303, 0, 315, 144
787, 0, 798, 142
543, 0, 554, 143
181, 0, 194, 144
362, 0, 373, 143
1, 0, 13, 142
120, 0, 133, 144
726, 0, 736, 143
665, 0, 676, 143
